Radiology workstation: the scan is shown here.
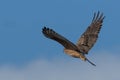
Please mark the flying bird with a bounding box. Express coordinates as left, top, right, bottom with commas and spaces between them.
42, 12, 105, 66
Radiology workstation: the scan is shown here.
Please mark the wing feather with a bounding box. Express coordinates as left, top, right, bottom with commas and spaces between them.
42, 27, 78, 50
76, 12, 105, 54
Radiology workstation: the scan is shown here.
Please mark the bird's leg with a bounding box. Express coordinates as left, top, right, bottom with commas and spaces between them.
86, 58, 96, 66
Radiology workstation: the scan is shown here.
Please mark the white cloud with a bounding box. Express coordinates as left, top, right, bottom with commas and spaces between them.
0, 52, 120, 80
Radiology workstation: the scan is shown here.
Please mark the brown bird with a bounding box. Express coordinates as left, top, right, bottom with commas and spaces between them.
42, 12, 105, 66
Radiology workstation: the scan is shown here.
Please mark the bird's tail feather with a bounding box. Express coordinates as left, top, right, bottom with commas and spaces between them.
86, 58, 96, 66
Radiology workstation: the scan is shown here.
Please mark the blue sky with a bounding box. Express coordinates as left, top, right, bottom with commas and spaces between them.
0, 0, 120, 80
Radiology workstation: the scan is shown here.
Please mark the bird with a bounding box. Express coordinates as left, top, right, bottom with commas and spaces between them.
42, 12, 105, 66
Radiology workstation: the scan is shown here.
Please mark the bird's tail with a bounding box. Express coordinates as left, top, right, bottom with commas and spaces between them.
86, 58, 96, 66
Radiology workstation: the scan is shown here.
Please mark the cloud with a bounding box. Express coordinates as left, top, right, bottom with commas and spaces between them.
0, 52, 120, 80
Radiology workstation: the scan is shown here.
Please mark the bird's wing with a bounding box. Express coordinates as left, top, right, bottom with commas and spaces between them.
42, 27, 78, 50
76, 12, 105, 54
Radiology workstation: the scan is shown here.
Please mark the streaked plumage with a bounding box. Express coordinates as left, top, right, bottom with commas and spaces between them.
42, 12, 105, 66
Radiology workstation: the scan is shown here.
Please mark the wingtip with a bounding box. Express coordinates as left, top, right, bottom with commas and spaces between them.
42, 26, 48, 35
92, 11, 105, 23
42, 26, 47, 29
42, 26, 50, 32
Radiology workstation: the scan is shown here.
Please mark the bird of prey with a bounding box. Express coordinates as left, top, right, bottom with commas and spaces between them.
42, 12, 105, 66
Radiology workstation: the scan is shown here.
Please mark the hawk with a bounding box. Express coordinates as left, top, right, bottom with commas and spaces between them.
42, 12, 105, 66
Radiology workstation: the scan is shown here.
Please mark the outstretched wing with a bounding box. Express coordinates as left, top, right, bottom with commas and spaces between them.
42, 27, 78, 50
76, 12, 105, 54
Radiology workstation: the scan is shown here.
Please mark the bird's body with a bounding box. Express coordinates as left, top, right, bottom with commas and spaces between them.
42, 12, 105, 66
64, 48, 95, 66
64, 48, 86, 60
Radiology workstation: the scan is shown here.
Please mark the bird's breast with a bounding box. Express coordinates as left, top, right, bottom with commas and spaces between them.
64, 48, 85, 60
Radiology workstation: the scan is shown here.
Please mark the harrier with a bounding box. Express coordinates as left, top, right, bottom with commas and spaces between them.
42, 12, 105, 66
